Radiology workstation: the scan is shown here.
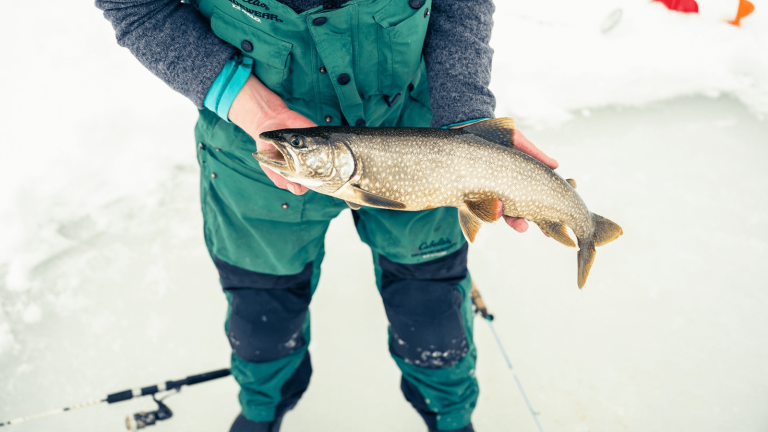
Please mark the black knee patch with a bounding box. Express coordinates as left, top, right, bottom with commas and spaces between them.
380, 244, 469, 369
216, 258, 313, 363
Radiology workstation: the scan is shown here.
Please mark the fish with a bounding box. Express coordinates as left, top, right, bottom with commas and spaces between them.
254, 117, 622, 288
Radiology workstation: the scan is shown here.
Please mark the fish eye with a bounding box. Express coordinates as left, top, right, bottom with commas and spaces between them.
290, 137, 303, 147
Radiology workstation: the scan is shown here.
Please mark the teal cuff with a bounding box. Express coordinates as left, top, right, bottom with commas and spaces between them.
203, 55, 254, 122
440, 118, 490, 129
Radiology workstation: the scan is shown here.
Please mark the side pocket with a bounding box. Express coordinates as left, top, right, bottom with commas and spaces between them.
211, 7, 293, 95
205, 147, 305, 224
194, 111, 218, 258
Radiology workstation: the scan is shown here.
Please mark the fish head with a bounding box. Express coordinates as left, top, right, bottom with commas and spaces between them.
254, 128, 356, 192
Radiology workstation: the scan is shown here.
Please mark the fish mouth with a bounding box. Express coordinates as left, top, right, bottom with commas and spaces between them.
252, 142, 295, 174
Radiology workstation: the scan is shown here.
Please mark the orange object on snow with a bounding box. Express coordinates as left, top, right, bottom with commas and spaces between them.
728, 0, 755, 26
653, 0, 699, 13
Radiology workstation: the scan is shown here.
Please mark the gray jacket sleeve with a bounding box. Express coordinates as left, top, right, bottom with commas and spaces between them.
95, 0, 237, 108
424, 0, 496, 128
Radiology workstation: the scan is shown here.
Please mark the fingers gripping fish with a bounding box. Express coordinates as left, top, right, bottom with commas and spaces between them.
254, 118, 622, 288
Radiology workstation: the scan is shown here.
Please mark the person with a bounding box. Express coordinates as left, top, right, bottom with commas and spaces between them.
96, 0, 557, 430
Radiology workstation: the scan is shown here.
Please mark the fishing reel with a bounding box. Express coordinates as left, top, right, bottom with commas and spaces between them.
125, 394, 173, 431
475, 306, 493, 321
473, 304, 494, 321
469, 282, 494, 321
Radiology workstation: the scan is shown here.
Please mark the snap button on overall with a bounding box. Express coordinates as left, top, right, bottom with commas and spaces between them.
355, 119, 366, 127
240, 40, 253, 52
337, 73, 351, 85
409, 0, 422, 9
313, 17, 327, 26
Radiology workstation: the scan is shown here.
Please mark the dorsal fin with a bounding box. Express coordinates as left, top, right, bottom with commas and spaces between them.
566, 178, 577, 189
461, 118, 516, 148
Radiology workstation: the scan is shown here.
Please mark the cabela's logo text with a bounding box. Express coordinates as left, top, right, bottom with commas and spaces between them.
229, 0, 283, 23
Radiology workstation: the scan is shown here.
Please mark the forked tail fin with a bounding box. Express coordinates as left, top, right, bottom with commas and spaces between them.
576, 213, 623, 288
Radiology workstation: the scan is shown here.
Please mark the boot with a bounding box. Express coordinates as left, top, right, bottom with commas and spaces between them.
430, 423, 475, 432
229, 402, 295, 432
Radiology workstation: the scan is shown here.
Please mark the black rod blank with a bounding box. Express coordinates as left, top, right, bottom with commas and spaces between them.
106, 368, 231, 404
0, 368, 231, 427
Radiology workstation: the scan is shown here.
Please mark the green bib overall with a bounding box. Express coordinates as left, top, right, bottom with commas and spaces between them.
192, 0, 477, 429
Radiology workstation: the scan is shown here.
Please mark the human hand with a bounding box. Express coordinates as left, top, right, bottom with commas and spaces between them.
249, 109, 315, 195
229, 76, 313, 195
504, 129, 558, 233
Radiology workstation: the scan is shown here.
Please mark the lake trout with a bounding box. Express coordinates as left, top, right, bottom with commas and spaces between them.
254, 118, 622, 288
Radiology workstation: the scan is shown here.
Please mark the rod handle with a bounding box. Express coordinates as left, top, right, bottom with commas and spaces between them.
185, 369, 231, 386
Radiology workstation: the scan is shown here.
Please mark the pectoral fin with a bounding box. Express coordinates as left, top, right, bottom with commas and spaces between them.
465, 198, 504, 222
345, 201, 361, 210
458, 206, 483, 243
535, 221, 576, 248
566, 178, 577, 189
351, 185, 406, 210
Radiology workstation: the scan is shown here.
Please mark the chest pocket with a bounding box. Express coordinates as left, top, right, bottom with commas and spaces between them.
211, 7, 293, 95
374, 0, 431, 100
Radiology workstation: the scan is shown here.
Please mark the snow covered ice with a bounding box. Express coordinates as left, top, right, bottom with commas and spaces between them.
1, 0, 767, 431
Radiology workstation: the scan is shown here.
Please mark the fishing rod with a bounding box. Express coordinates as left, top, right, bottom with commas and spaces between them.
0, 368, 231, 430
470, 282, 544, 432
6, 289, 535, 430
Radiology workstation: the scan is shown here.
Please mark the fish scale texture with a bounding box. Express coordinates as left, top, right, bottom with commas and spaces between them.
343, 128, 594, 239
